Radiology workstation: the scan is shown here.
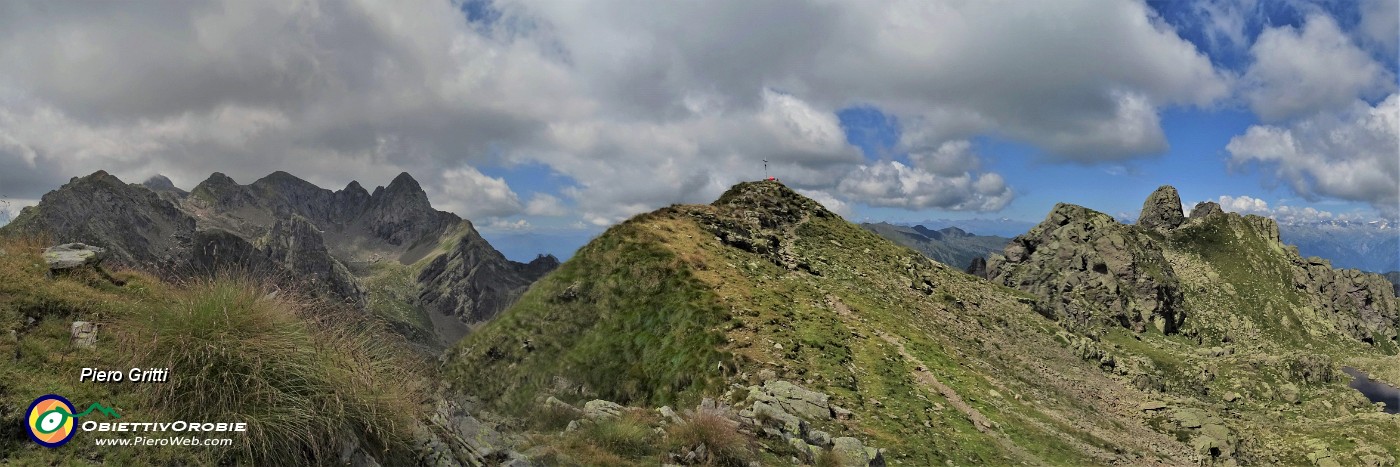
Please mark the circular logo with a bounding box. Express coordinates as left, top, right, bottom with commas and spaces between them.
26, 395, 76, 448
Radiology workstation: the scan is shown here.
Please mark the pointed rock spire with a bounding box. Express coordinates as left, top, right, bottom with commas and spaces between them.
1138, 185, 1184, 233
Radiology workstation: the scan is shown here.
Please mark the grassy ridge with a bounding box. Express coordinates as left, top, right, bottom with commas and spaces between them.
0, 237, 425, 465
448, 212, 734, 410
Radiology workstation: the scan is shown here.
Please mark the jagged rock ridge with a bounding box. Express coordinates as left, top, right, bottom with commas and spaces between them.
988, 185, 1398, 345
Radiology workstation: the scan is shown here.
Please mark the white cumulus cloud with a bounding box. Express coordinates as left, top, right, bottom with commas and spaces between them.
1227, 94, 1399, 217
1242, 14, 1394, 121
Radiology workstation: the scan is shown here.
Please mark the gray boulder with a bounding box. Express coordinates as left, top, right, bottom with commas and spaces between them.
44, 243, 107, 270
71, 321, 99, 348
749, 380, 833, 421
583, 400, 624, 421
830, 437, 870, 466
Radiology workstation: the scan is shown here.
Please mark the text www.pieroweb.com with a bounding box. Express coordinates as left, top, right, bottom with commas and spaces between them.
94, 436, 234, 447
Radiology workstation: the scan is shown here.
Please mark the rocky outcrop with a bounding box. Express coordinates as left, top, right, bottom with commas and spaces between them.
1290, 255, 1399, 344
735, 380, 883, 466
1244, 214, 1281, 244
532, 380, 884, 466
965, 256, 988, 279
1138, 185, 1185, 233
691, 180, 833, 272
1188, 201, 1224, 220
417, 224, 559, 325
989, 203, 1185, 334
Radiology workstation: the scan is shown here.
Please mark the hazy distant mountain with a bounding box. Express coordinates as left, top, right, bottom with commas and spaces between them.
861, 222, 1010, 270
1278, 220, 1399, 273
898, 217, 1036, 238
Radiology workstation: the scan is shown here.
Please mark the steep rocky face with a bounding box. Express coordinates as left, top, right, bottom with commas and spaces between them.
256, 216, 366, 306
989, 203, 1185, 334
417, 225, 557, 326
1291, 256, 1399, 344
6, 171, 196, 269
248, 171, 340, 223
359, 173, 460, 249
335, 181, 373, 221
1138, 185, 1185, 233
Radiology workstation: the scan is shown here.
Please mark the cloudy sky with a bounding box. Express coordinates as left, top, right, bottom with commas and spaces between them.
0, 0, 1396, 258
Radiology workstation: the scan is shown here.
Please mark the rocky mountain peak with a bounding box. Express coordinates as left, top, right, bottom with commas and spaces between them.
711, 180, 833, 225
940, 226, 971, 238
72, 170, 125, 188
192, 172, 259, 209
343, 180, 368, 195
142, 174, 182, 192
253, 171, 323, 194
384, 172, 425, 196
1138, 185, 1185, 233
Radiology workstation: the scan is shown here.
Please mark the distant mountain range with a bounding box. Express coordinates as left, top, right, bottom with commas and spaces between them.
1275, 220, 1398, 273
2, 171, 556, 349
895, 217, 1037, 238
860, 222, 1009, 271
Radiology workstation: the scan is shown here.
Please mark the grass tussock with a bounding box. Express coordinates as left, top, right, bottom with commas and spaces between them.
120, 278, 425, 465
526, 401, 581, 432
0, 236, 424, 465
665, 409, 754, 466
533, 410, 660, 466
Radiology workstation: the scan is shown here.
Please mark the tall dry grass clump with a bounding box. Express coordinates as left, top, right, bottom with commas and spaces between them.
120, 277, 425, 464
